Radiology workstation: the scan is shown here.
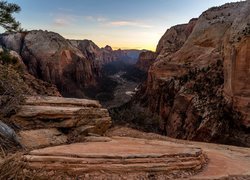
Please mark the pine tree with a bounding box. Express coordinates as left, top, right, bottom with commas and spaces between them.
0, 1, 21, 32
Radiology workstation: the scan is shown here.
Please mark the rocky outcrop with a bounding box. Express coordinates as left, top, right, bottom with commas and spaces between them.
156, 18, 198, 59
23, 137, 207, 179
2, 126, 250, 179
12, 96, 111, 149
0, 30, 97, 98
0, 121, 21, 150
131, 1, 250, 146
0, 33, 24, 53
136, 51, 157, 71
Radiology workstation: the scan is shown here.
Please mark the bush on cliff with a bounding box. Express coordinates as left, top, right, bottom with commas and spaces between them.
0, 51, 30, 118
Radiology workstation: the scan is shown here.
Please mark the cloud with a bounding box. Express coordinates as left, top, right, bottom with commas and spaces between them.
83, 15, 153, 28
84, 16, 107, 22
108, 21, 153, 28
57, 8, 73, 12
54, 18, 70, 26
53, 14, 77, 26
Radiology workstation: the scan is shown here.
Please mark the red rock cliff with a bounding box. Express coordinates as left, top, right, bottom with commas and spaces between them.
135, 1, 250, 146
0, 30, 97, 98
136, 51, 157, 71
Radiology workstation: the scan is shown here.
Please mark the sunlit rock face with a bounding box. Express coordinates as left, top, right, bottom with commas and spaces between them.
0, 30, 97, 97
135, 1, 250, 146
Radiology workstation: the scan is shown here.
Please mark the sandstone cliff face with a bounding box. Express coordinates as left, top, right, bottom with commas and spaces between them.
136, 51, 157, 71
156, 18, 198, 58
134, 1, 250, 146
0, 30, 97, 98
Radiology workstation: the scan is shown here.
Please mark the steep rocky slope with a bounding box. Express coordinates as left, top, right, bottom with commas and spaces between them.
114, 1, 250, 146
136, 50, 157, 71
0, 30, 97, 98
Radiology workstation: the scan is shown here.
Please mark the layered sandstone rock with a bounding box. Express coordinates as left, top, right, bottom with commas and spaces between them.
23, 137, 207, 179
13, 96, 112, 149
2, 126, 250, 179
106, 127, 250, 179
132, 1, 250, 146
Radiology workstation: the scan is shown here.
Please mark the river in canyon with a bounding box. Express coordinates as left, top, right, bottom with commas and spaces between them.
102, 71, 139, 109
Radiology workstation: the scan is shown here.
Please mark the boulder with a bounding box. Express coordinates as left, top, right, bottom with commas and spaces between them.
0, 121, 21, 150
0, 121, 19, 145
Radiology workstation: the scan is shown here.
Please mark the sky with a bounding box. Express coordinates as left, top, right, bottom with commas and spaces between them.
4, 0, 242, 51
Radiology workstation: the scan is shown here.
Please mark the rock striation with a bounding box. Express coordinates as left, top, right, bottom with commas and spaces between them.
23, 137, 207, 179
2, 126, 250, 179
12, 96, 112, 149
132, 1, 250, 146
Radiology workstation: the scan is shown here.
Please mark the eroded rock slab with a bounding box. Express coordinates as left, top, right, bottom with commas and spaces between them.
106, 127, 250, 180
24, 96, 102, 108
12, 96, 111, 132
12, 96, 112, 149
24, 137, 206, 178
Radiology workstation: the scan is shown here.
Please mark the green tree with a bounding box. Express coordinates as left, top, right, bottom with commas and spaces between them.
0, 1, 21, 32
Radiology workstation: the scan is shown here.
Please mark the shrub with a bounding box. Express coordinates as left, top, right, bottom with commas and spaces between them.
0, 51, 31, 118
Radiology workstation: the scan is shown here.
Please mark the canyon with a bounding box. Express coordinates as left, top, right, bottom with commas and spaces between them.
0, 31, 143, 98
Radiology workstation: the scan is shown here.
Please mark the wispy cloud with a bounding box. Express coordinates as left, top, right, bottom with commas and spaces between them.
57, 8, 73, 12
53, 18, 70, 26
53, 14, 77, 26
84, 16, 152, 29
84, 16, 107, 22
109, 21, 153, 28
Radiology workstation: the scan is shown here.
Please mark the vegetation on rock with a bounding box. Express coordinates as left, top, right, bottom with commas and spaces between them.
0, 51, 30, 118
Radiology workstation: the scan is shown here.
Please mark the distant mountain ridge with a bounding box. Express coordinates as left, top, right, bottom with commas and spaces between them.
70, 39, 145, 65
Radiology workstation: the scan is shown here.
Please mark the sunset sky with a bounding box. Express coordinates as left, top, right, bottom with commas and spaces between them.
6, 0, 242, 51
